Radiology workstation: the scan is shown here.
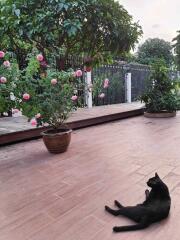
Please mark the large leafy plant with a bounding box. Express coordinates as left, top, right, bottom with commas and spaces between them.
0, 0, 142, 67
140, 60, 180, 113
15, 53, 84, 129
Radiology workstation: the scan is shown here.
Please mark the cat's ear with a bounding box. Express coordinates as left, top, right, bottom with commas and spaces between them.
155, 172, 159, 178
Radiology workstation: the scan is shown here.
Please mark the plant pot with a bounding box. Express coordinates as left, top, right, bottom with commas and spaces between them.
41, 128, 72, 154
85, 66, 92, 72
144, 111, 176, 118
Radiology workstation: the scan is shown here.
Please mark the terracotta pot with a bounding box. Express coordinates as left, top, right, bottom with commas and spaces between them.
144, 111, 176, 118
85, 66, 92, 72
41, 128, 72, 154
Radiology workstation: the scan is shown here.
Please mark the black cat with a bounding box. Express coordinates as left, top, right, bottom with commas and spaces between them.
105, 173, 171, 232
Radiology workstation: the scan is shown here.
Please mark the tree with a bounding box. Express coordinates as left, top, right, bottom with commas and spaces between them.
0, 0, 142, 68
173, 31, 180, 70
136, 38, 173, 66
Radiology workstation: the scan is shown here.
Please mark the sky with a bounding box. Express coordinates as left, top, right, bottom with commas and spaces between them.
119, 0, 180, 46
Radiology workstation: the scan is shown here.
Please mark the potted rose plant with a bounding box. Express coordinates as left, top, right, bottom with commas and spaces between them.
15, 53, 84, 153
140, 60, 180, 118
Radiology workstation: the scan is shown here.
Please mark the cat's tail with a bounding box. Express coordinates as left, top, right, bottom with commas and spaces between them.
113, 220, 149, 232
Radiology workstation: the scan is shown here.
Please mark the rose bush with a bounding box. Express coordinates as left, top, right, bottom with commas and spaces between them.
92, 76, 110, 101
0, 51, 20, 116
15, 53, 85, 129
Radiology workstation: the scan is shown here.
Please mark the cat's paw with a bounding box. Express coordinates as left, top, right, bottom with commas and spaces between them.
105, 205, 110, 211
114, 200, 119, 205
145, 189, 150, 198
145, 189, 149, 194
114, 200, 123, 208
113, 226, 120, 232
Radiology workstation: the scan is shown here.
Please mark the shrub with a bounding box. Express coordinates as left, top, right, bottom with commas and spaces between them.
140, 59, 180, 113
0, 51, 20, 116
15, 53, 84, 129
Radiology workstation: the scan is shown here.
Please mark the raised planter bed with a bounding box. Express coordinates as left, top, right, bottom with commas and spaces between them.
0, 103, 144, 146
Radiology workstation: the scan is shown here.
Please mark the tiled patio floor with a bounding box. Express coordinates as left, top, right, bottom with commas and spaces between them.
1, 113, 180, 240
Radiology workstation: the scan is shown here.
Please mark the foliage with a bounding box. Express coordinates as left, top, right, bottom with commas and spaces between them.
0, 0, 142, 66
120, 52, 137, 63
137, 38, 173, 66
172, 31, 180, 71
15, 53, 84, 129
92, 70, 124, 105
0, 52, 20, 115
78, 0, 142, 59
140, 60, 180, 113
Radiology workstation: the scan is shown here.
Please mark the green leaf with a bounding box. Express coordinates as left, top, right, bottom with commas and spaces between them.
58, 3, 64, 10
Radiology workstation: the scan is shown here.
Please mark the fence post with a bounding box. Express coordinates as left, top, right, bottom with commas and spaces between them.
85, 71, 93, 108
125, 72, 132, 103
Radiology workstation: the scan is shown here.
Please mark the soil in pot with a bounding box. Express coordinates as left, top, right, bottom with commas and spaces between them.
41, 128, 72, 154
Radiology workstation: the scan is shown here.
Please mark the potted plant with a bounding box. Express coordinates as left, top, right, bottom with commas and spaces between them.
0, 50, 20, 117
15, 53, 84, 153
84, 56, 93, 72
140, 60, 180, 118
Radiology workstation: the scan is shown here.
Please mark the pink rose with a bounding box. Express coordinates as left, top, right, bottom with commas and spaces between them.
30, 118, 37, 126
51, 78, 57, 85
71, 95, 78, 101
35, 113, 41, 118
103, 78, 109, 88
76, 69, 83, 77
0, 77, 7, 83
23, 93, 30, 100
0, 51, 5, 58
12, 109, 19, 114
3, 61, 10, 68
99, 93, 105, 99
36, 54, 44, 62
